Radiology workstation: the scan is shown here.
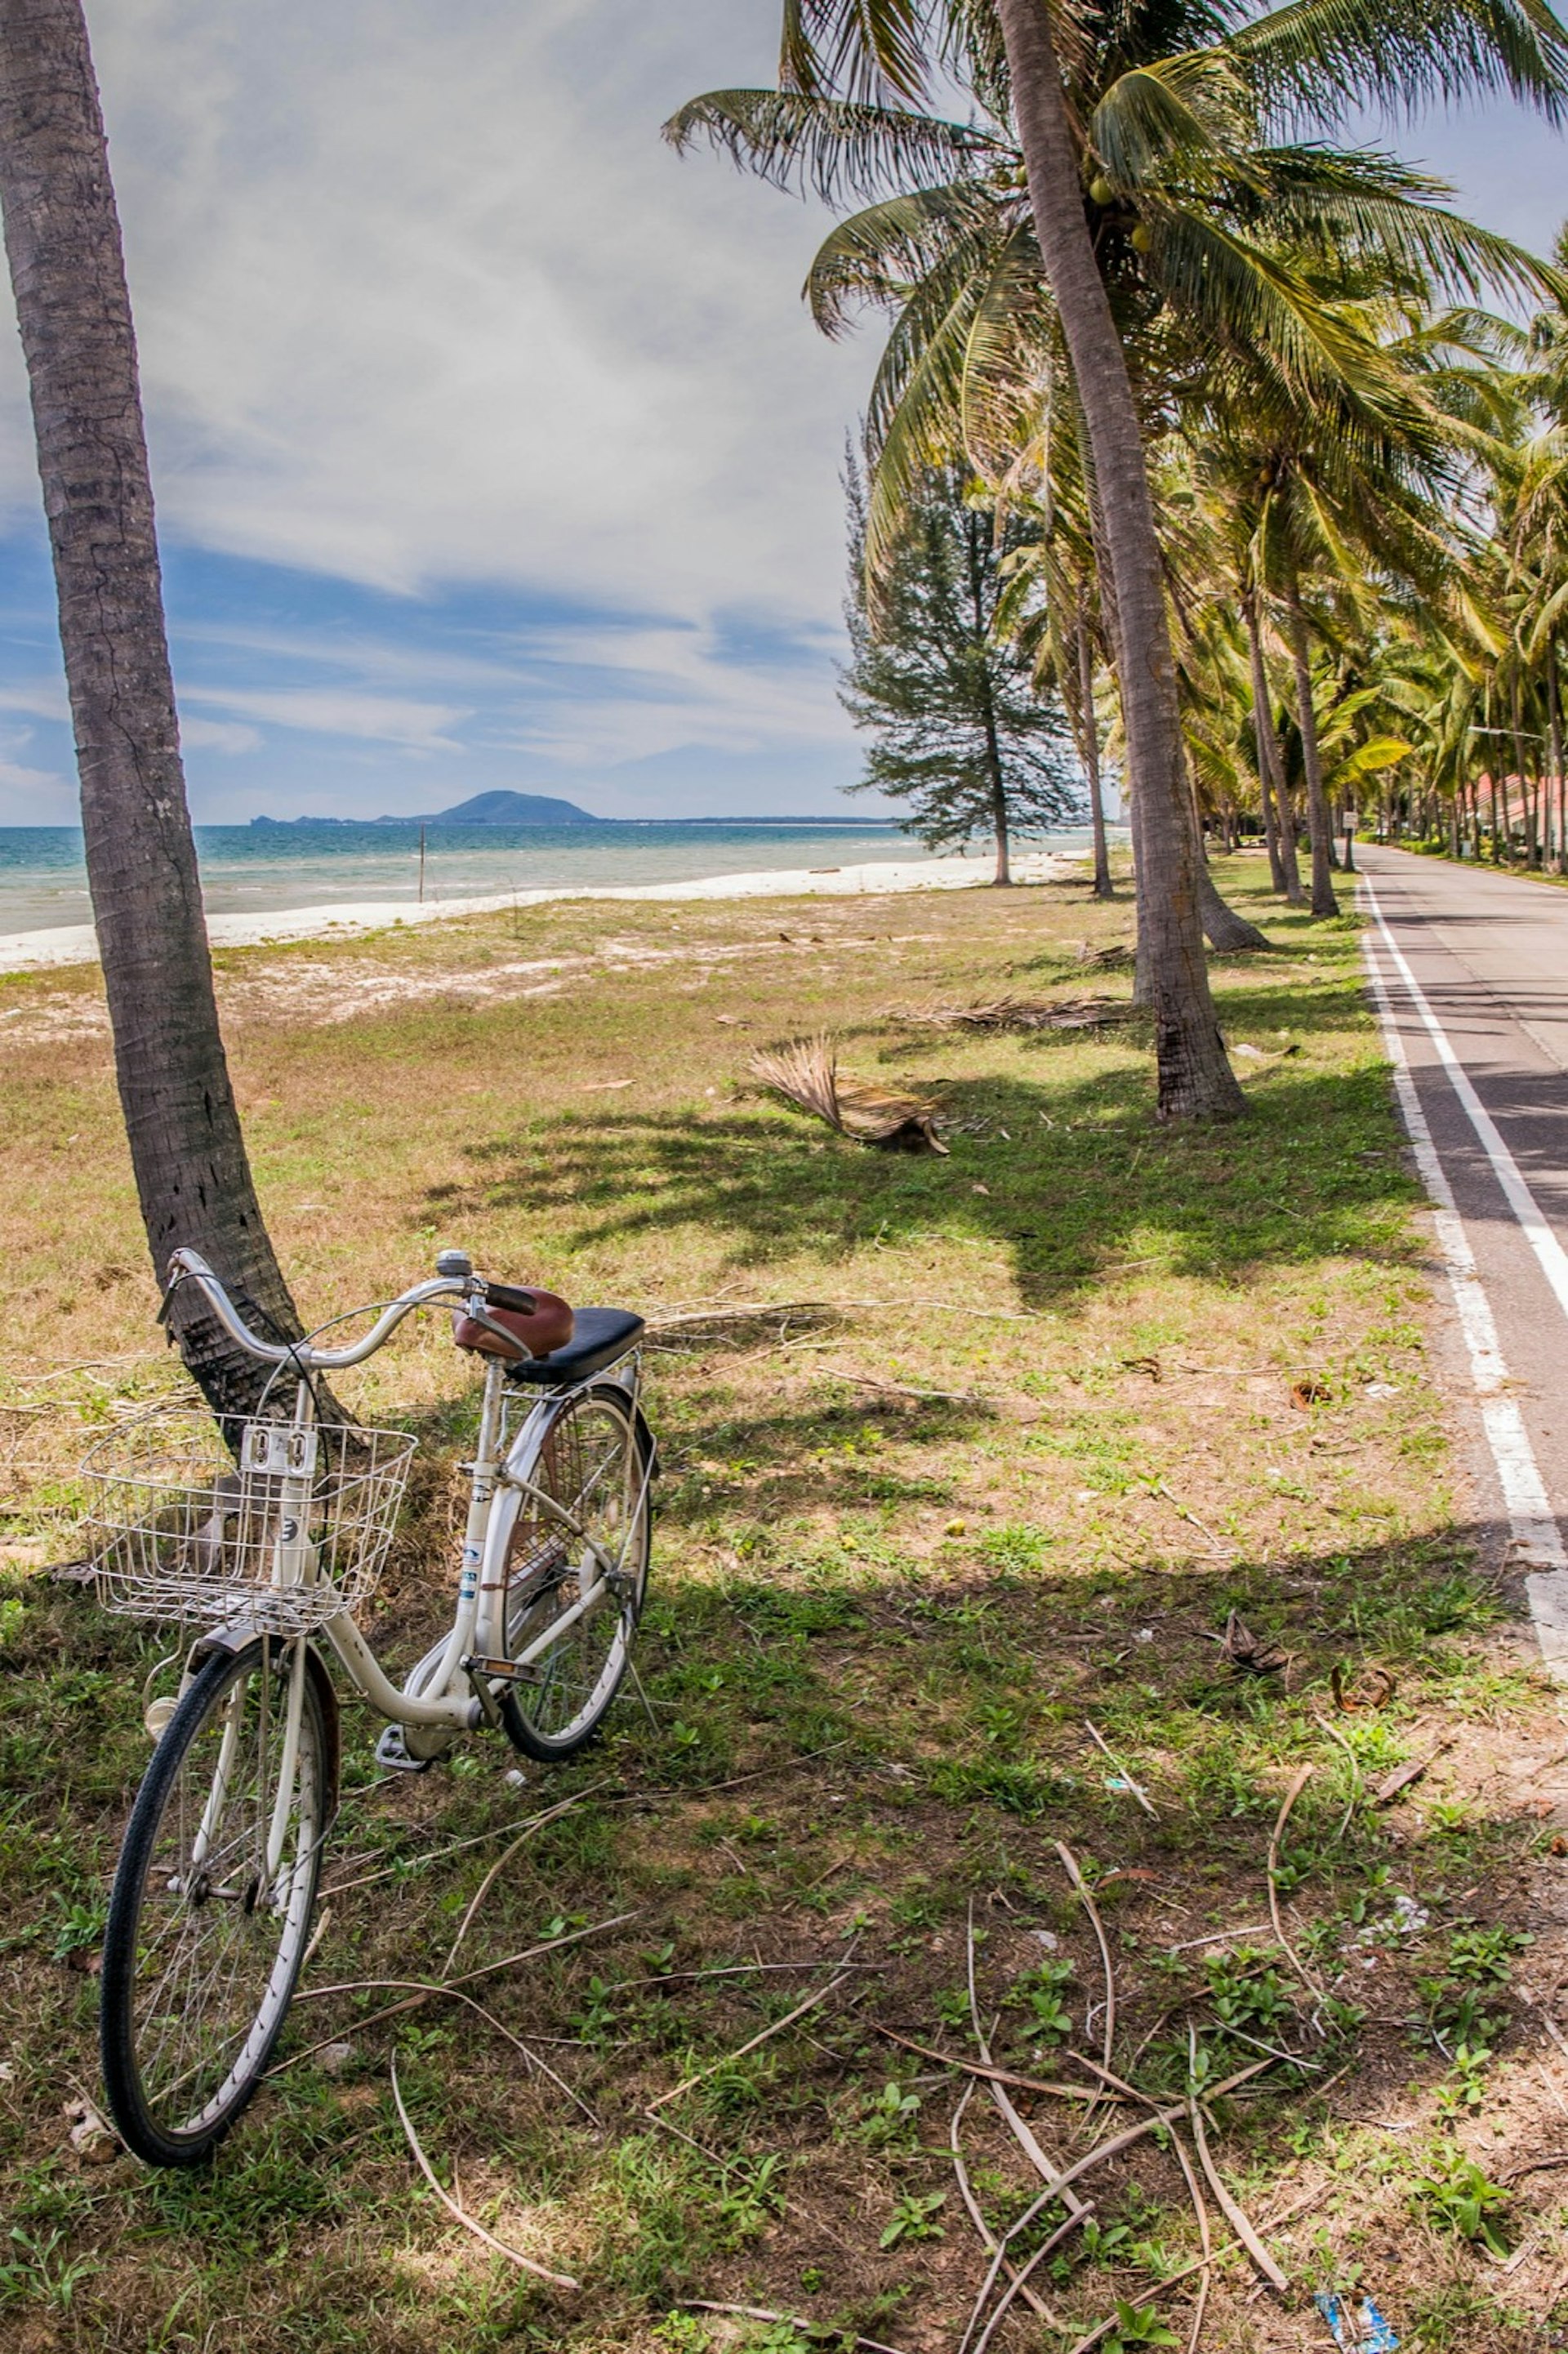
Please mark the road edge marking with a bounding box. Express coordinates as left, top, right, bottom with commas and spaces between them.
1360, 898, 1568, 1679
1361, 874, 1568, 1326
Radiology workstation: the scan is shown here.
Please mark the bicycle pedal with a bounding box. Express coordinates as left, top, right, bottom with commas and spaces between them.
374, 1723, 434, 1774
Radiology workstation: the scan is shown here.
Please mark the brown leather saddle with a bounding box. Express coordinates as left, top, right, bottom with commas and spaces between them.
453, 1282, 644, 1384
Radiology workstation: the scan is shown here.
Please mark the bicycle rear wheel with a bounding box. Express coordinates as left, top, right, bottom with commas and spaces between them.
100, 1638, 329, 2165
498, 1382, 650, 1760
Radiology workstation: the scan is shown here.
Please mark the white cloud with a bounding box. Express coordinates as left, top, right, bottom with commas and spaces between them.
0, 756, 75, 827
181, 684, 470, 751
0, 0, 871, 638
0, 681, 69, 723
180, 715, 261, 755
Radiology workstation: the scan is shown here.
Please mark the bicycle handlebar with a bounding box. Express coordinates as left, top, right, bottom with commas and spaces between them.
166, 1247, 469, 1370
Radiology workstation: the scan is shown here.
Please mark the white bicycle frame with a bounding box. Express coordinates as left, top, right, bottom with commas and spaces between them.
167, 1249, 648, 1769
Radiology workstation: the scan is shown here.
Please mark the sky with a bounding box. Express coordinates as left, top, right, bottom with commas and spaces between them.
0, 1, 1561, 827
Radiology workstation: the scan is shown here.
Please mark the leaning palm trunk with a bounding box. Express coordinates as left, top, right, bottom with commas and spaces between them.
996, 0, 1241, 1117
1189, 769, 1268, 952
1076, 602, 1115, 898
1244, 595, 1303, 905
0, 0, 304, 1421
1282, 582, 1339, 918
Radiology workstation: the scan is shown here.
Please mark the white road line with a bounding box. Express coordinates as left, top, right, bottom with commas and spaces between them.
1361, 875, 1568, 1326
1361, 900, 1568, 1678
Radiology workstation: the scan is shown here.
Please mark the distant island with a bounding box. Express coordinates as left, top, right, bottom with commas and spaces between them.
246, 794, 905, 831
252, 790, 603, 829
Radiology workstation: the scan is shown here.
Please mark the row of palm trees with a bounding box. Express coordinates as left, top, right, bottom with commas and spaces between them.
669, 0, 1568, 1117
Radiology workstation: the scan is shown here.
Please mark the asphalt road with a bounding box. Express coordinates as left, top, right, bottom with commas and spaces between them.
1357, 844, 1568, 1655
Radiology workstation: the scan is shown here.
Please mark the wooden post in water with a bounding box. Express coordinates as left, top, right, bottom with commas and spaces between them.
418, 824, 426, 903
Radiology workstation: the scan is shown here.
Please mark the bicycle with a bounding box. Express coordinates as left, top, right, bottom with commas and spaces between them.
80, 1245, 654, 2168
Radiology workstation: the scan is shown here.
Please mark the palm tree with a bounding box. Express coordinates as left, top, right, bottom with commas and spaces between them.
0, 0, 305, 1420
673, 18, 1243, 1116
673, 0, 1566, 1107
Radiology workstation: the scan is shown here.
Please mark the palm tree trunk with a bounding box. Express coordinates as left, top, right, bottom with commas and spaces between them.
1076, 599, 1114, 898
996, 0, 1240, 1117
0, 0, 304, 1422
1187, 758, 1267, 952
1243, 594, 1285, 892
1548, 644, 1565, 873
1244, 595, 1303, 904
964, 510, 1012, 885
1282, 579, 1339, 918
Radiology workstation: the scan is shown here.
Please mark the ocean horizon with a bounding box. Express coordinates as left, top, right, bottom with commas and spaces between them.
0, 818, 1103, 937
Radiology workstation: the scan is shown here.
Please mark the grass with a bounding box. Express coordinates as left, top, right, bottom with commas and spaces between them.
2, 853, 1568, 2352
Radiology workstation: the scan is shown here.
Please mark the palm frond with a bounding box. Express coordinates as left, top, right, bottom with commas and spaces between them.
805, 184, 1006, 335
662, 88, 1002, 205
1231, 0, 1568, 129
778, 0, 930, 103
1091, 50, 1258, 191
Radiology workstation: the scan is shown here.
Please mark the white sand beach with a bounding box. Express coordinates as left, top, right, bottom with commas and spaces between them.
0, 848, 1078, 975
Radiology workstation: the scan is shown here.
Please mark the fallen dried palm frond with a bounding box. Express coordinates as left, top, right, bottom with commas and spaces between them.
895, 995, 1129, 1034
1078, 942, 1134, 970
749, 1036, 947, 1153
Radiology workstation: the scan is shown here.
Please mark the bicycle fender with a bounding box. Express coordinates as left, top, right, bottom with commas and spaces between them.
188, 1627, 341, 1821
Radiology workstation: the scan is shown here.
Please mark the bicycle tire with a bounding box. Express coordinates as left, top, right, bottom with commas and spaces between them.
100, 1638, 329, 2166
497, 1382, 651, 1761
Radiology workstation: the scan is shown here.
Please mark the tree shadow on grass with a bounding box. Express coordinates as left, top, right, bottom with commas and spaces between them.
434, 1054, 1419, 1312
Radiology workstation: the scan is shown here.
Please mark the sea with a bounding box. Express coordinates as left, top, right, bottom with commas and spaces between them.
0, 819, 1102, 938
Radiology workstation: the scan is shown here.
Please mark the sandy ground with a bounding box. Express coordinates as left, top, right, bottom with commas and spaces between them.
0, 848, 1075, 974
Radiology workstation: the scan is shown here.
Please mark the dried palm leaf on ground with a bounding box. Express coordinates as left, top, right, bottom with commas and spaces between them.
749, 1037, 947, 1153
1077, 942, 1134, 970
897, 995, 1129, 1035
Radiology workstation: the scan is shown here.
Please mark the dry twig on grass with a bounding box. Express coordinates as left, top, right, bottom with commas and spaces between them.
443, 1786, 605, 1973
749, 1035, 947, 1153
276, 1909, 639, 2075
319, 1786, 608, 1901
1311, 1710, 1364, 1840
1062, 2186, 1327, 2354
682, 2302, 911, 2354
947, 2078, 1066, 2329
1055, 1842, 1115, 2107
875, 2026, 1129, 2104
1371, 1737, 1455, 1805
964, 2210, 1088, 2354
1085, 1720, 1158, 1817
952, 2062, 1271, 2354
389, 2054, 580, 2290
816, 1365, 987, 1405
1187, 2066, 1289, 2294
1266, 1763, 1325, 2003
967, 1901, 1089, 2218
647, 1973, 850, 2111
283, 1973, 597, 2121
644, 1300, 841, 1339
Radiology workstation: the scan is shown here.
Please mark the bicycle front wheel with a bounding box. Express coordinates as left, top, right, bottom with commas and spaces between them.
498, 1382, 651, 1761
100, 1638, 330, 2166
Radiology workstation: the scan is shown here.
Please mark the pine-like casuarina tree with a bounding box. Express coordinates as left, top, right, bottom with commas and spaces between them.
840, 463, 1080, 881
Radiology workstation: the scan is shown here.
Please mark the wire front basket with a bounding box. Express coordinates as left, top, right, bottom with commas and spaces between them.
80, 1402, 416, 1635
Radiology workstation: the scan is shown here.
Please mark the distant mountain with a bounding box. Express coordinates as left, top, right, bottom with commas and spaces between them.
252, 790, 602, 829
415, 791, 604, 826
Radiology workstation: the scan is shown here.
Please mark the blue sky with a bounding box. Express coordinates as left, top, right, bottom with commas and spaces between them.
0, 2, 1561, 827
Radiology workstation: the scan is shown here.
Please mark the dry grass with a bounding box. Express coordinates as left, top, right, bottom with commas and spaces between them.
2, 857, 1566, 2354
